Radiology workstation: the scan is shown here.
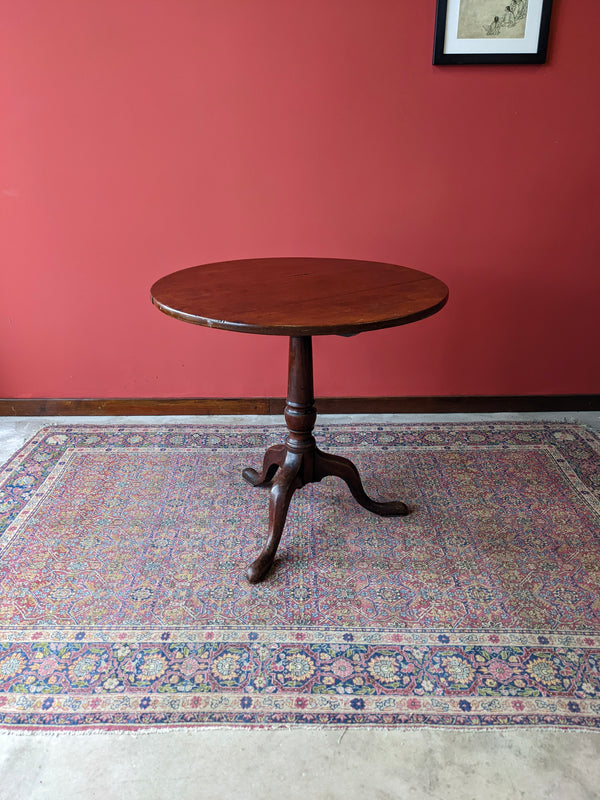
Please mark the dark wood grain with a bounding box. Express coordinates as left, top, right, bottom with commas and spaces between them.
153, 256, 593, 582
149, 257, 450, 581
151, 257, 449, 336
243, 337, 408, 583
0, 398, 270, 416
2, 396, 598, 416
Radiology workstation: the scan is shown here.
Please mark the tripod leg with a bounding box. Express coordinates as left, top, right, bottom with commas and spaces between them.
314, 448, 409, 517
246, 452, 302, 583
242, 444, 286, 487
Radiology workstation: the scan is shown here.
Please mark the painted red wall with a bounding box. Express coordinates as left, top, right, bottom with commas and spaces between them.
1, 0, 599, 399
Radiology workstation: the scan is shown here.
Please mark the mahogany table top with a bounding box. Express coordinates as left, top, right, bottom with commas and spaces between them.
150, 257, 449, 337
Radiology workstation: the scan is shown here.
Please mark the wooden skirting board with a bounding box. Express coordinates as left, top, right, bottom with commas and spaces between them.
0, 396, 599, 416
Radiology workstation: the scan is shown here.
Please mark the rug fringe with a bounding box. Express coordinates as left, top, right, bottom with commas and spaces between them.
1, 723, 599, 737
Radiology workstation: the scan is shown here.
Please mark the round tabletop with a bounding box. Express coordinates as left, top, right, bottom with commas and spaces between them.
150, 257, 449, 337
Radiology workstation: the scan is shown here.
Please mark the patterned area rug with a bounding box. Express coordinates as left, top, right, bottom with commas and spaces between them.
0, 422, 599, 730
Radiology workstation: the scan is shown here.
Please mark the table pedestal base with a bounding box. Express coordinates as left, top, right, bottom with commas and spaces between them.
242, 336, 409, 583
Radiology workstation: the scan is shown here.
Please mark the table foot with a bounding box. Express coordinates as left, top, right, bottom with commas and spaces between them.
242, 444, 286, 487
246, 452, 302, 584
244, 444, 409, 582
314, 448, 409, 517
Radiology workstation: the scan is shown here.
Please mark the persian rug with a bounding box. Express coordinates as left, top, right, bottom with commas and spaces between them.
0, 422, 599, 731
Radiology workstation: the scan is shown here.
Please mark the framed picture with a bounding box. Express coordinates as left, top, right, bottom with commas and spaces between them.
433, 0, 553, 64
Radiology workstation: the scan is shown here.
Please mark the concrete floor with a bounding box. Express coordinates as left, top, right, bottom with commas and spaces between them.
1, 413, 599, 800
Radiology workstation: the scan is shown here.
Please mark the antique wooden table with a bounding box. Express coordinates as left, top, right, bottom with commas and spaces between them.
151, 257, 448, 583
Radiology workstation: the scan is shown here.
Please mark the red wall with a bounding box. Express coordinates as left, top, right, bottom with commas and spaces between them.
1, 0, 599, 399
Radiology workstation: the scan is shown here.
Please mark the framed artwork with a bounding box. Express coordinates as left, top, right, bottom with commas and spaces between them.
433, 0, 553, 64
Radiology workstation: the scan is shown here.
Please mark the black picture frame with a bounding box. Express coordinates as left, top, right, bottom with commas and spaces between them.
433, 0, 553, 65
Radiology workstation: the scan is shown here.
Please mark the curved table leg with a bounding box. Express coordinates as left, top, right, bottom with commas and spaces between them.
314, 448, 409, 517
242, 444, 287, 487
243, 336, 409, 583
247, 452, 303, 584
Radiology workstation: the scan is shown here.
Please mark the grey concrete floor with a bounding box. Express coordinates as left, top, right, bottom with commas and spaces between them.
1, 413, 599, 800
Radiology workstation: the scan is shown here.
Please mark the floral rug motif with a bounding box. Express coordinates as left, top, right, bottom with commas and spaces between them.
0, 422, 599, 730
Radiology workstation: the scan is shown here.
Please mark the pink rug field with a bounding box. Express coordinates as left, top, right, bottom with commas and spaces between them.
0, 422, 599, 730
